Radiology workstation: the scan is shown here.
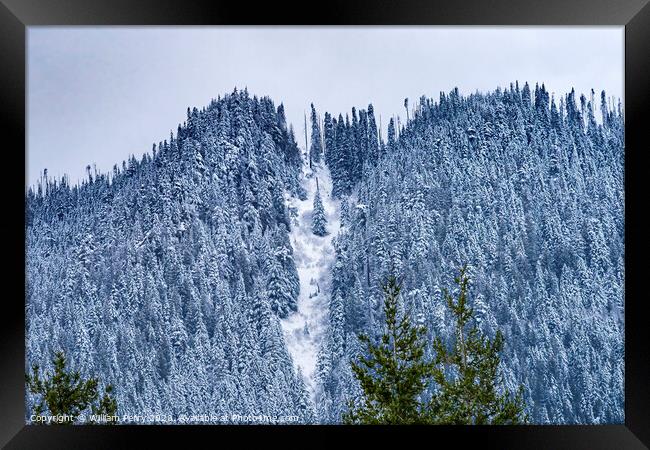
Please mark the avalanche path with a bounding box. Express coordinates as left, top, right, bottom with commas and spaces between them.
281, 161, 340, 400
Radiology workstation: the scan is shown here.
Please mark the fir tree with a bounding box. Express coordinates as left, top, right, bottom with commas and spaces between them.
311, 184, 328, 236
310, 103, 323, 164
25, 351, 118, 424
387, 118, 396, 147
267, 256, 297, 318
343, 276, 433, 424
428, 266, 528, 424
323, 112, 335, 168
345, 268, 528, 425
366, 104, 379, 164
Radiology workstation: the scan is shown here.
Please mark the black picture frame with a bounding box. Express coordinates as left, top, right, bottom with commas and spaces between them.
1, 0, 647, 448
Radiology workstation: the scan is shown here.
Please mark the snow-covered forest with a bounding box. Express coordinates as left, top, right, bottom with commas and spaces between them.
26, 82, 624, 424
26, 90, 314, 422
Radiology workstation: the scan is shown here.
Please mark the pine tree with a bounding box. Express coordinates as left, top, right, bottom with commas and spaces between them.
387, 118, 396, 147
428, 266, 528, 424
25, 351, 118, 424
311, 185, 328, 236
366, 104, 379, 164
267, 255, 297, 318
343, 276, 433, 424
345, 268, 529, 425
323, 112, 335, 168
331, 114, 351, 197
310, 103, 323, 164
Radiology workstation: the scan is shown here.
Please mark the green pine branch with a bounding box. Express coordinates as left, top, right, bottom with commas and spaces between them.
346, 266, 528, 425
26, 351, 118, 424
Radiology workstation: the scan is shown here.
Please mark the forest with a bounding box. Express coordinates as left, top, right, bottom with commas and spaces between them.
26, 82, 624, 424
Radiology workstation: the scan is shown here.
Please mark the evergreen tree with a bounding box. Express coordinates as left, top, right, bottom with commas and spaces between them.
310, 103, 323, 164
312, 184, 328, 236
387, 118, 396, 147
25, 351, 118, 424
267, 256, 297, 318
345, 268, 528, 425
344, 276, 433, 424
332, 114, 352, 197
366, 104, 379, 164
428, 266, 528, 424
356, 109, 368, 181
323, 112, 335, 168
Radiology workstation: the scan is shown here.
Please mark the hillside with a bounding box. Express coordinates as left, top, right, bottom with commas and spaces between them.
314, 83, 624, 424
26, 89, 314, 423
26, 83, 624, 424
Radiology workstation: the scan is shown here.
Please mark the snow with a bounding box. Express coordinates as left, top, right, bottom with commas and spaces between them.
281, 160, 340, 400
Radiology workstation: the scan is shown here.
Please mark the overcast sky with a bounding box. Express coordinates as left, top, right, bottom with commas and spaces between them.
27, 26, 623, 187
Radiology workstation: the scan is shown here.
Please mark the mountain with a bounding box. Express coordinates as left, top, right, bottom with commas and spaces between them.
26, 88, 314, 423
314, 83, 624, 424
26, 82, 624, 424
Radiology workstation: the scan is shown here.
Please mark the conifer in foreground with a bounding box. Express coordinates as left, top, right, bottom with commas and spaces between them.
345, 267, 528, 424
428, 266, 528, 424
26, 351, 118, 424
343, 276, 433, 424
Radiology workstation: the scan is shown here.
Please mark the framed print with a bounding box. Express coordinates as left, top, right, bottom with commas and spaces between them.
1, 0, 648, 448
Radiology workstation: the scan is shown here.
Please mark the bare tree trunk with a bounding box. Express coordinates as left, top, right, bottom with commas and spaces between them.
366, 227, 370, 287
305, 111, 311, 169
366, 254, 370, 287
320, 113, 325, 163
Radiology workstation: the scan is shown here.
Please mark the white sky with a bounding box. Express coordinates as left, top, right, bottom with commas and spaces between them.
27, 26, 624, 187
